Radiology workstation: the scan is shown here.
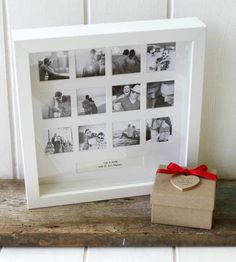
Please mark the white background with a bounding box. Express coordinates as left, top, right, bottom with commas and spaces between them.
0, 0, 235, 258
1, 247, 236, 261
0, 0, 12, 178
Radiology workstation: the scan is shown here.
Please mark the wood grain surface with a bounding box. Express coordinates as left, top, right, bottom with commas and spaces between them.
0, 179, 236, 246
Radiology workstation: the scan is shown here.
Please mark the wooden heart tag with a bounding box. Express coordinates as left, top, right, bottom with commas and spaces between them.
170, 175, 200, 191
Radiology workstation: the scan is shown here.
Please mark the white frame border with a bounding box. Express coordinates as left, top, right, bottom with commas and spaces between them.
13, 17, 206, 208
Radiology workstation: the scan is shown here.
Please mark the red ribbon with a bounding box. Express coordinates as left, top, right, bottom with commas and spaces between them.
157, 162, 218, 181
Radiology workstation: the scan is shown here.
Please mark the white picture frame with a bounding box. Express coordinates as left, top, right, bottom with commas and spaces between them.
13, 17, 206, 209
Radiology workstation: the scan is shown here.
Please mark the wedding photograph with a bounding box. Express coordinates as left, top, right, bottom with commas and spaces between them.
113, 120, 140, 148
146, 42, 176, 72
78, 124, 107, 151
44, 127, 73, 155
147, 80, 174, 109
112, 46, 141, 75
41, 91, 71, 119
77, 87, 106, 115
75, 48, 105, 78
146, 117, 172, 143
112, 84, 141, 112
37, 51, 70, 81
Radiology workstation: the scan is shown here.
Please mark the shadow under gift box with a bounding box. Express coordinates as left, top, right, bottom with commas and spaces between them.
151, 165, 217, 229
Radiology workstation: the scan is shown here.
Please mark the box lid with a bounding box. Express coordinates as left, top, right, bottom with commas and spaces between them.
151, 166, 217, 211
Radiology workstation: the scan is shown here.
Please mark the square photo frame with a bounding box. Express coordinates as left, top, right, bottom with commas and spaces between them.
13, 17, 206, 208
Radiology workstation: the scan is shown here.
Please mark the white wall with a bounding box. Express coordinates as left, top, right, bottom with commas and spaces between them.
2, 247, 236, 261
0, 0, 12, 178
1, 0, 236, 179
88, 0, 167, 23
174, 0, 236, 178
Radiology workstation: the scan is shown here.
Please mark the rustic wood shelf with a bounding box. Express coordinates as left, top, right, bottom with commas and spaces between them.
0, 179, 236, 246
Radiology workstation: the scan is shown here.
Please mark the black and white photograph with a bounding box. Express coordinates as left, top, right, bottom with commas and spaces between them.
41, 91, 71, 119
44, 127, 73, 155
146, 117, 172, 143
112, 46, 141, 75
79, 124, 107, 151
146, 42, 176, 72
113, 120, 140, 148
147, 81, 174, 109
112, 84, 141, 112
77, 87, 106, 115
37, 51, 70, 81
75, 48, 105, 78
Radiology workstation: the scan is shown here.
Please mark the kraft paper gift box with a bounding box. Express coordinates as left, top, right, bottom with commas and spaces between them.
151, 164, 217, 229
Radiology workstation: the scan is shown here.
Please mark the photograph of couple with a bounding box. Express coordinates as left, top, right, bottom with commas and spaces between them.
38, 51, 70, 81
112, 46, 140, 75
113, 120, 140, 148
75, 48, 105, 78
77, 87, 106, 115
44, 127, 73, 154
147, 80, 174, 109
146, 117, 172, 143
79, 124, 107, 151
112, 84, 141, 112
146, 42, 176, 72
41, 91, 71, 119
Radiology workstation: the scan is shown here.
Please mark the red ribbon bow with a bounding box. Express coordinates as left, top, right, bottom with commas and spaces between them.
157, 162, 218, 181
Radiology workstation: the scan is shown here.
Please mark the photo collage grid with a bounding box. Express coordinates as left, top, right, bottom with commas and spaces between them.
34, 43, 176, 155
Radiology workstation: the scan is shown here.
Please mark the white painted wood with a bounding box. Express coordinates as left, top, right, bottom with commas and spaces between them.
0, 0, 13, 178
174, 0, 236, 178
176, 247, 236, 262
88, 0, 167, 23
87, 247, 173, 262
0, 247, 85, 262
5, 0, 84, 29
3, 0, 84, 179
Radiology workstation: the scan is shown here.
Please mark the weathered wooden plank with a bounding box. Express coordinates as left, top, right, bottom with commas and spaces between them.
0, 179, 236, 246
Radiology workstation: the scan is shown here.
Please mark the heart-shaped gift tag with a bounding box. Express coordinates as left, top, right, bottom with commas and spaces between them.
170, 175, 200, 191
